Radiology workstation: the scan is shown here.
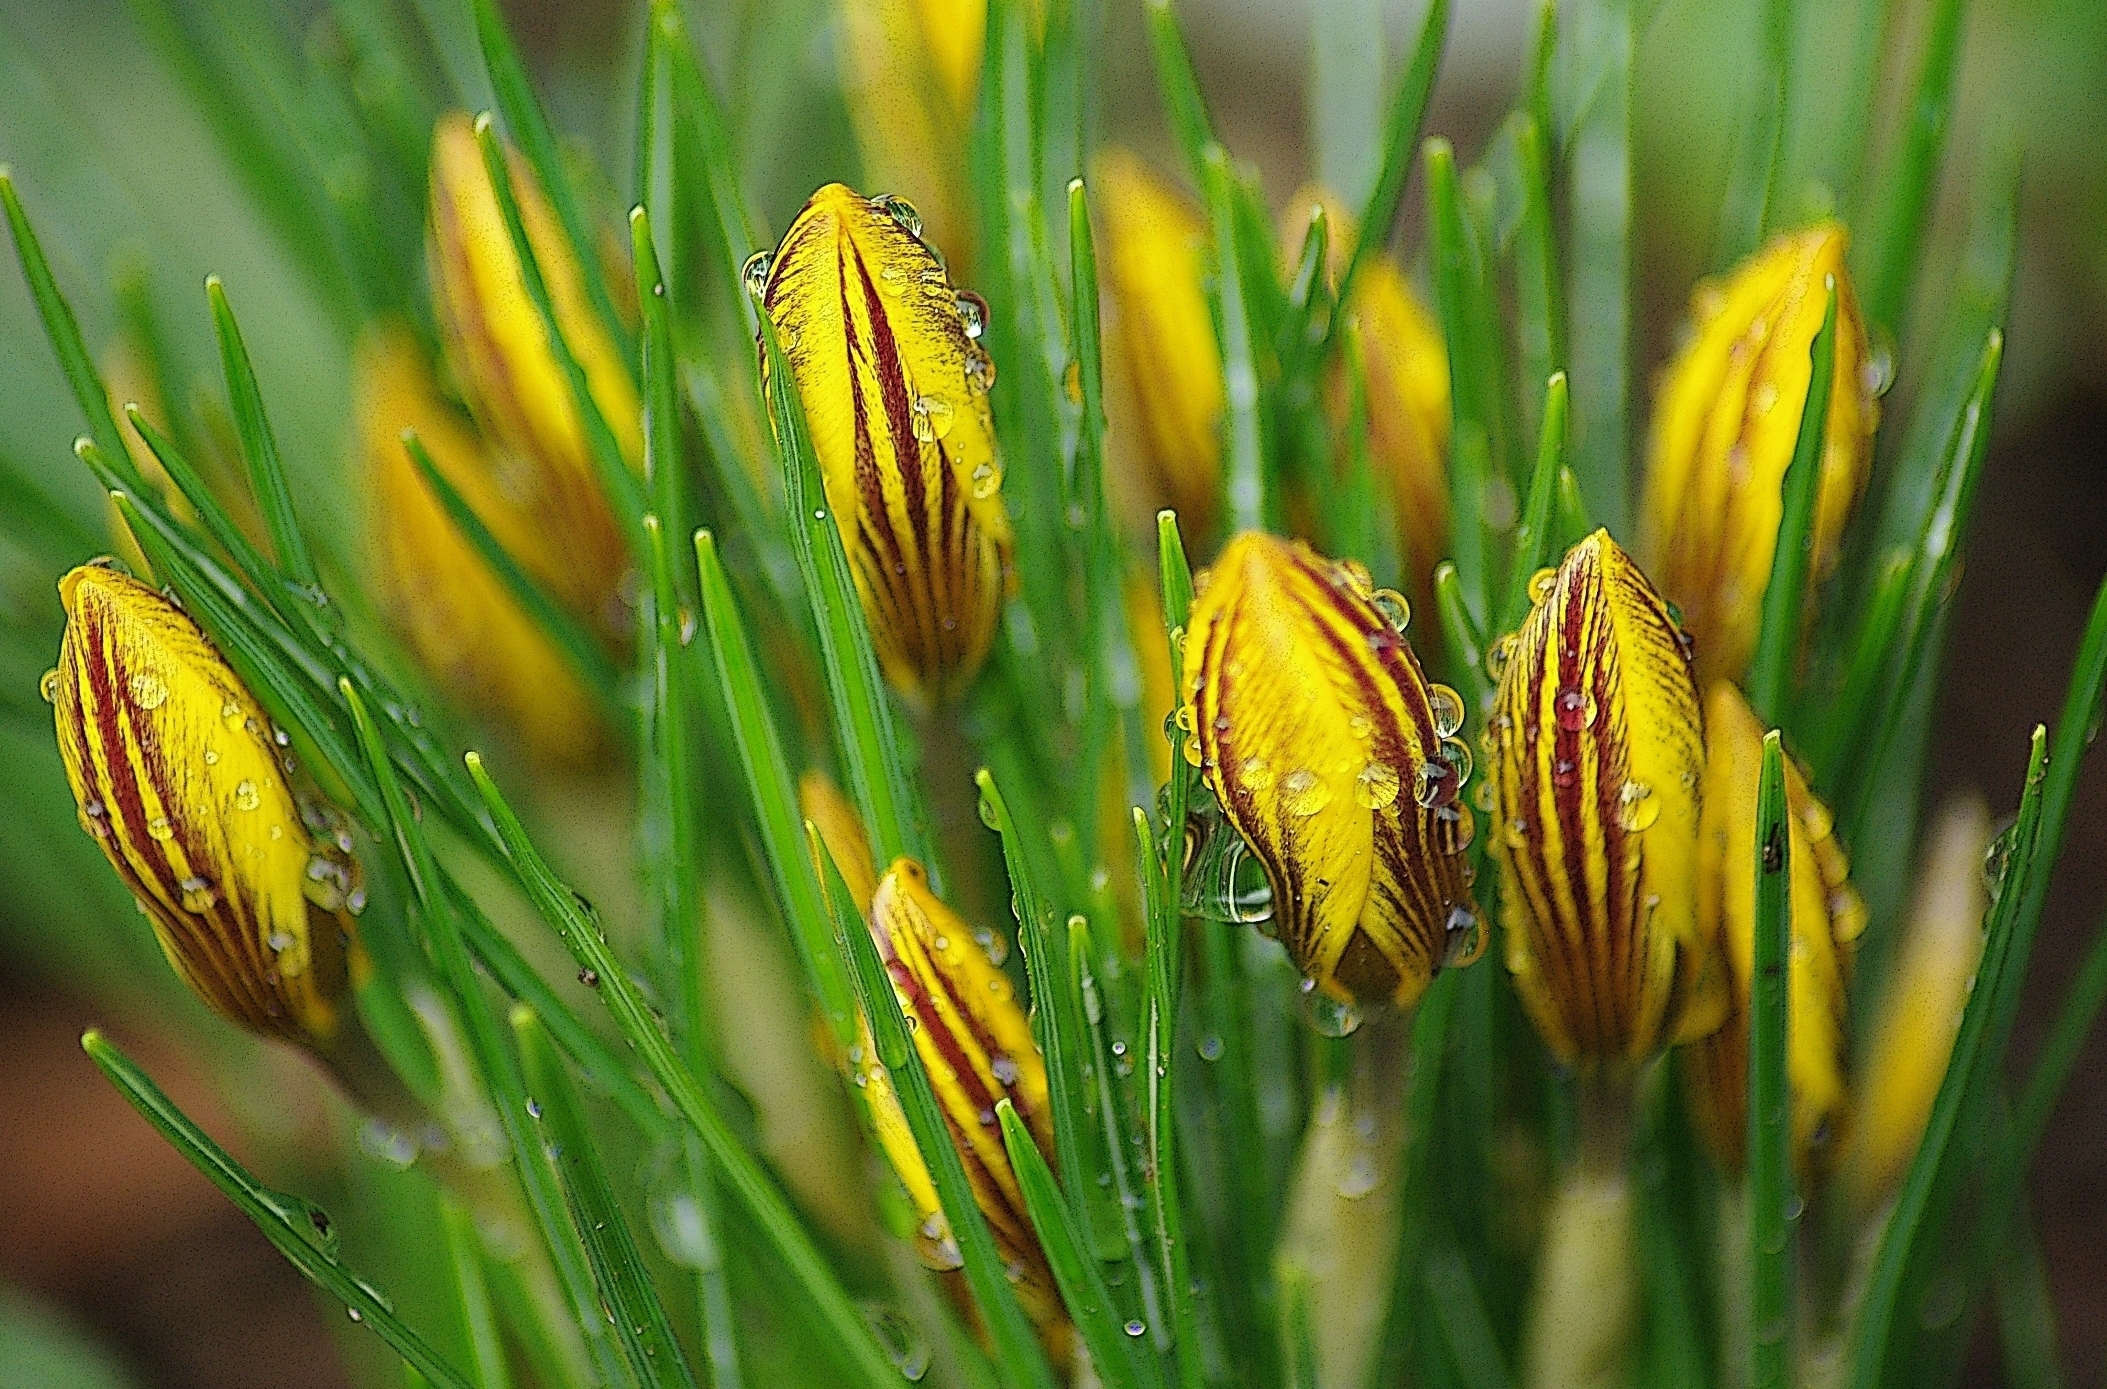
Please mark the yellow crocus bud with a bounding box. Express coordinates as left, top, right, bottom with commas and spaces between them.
50, 565, 362, 1046
1680, 683, 1866, 1177
1840, 795, 1993, 1208
356, 329, 606, 764
1180, 531, 1481, 1010
861, 860, 1070, 1364
1639, 223, 1878, 685
840, 0, 983, 266
1284, 189, 1452, 603
753, 183, 1014, 705
1486, 530, 1727, 1065
426, 112, 635, 617
1095, 149, 1224, 532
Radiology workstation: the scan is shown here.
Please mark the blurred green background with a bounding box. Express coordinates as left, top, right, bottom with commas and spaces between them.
3, 0, 2105, 1384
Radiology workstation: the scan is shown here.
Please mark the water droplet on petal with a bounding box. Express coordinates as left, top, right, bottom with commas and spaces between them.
1428, 684, 1466, 738
39, 668, 60, 703
1354, 762, 1400, 810
969, 460, 1000, 498
1371, 588, 1411, 631
147, 815, 175, 841
1238, 755, 1275, 791
1443, 905, 1485, 966
1281, 768, 1331, 816
954, 289, 988, 339
178, 876, 218, 912
740, 250, 773, 301
1301, 985, 1362, 1037
1485, 634, 1516, 683
910, 394, 955, 441
234, 779, 261, 811
1618, 780, 1659, 831
1554, 686, 1597, 731
1527, 567, 1558, 604
1433, 802, 1475, 854
870, 193, 924, 238
129, 671, 169, 710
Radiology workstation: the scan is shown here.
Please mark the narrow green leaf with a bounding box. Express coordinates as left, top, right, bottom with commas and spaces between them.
1279, 1261, 1321, 1389
1500, 372, 1569, 637
1069, 915, 1167, 1326
2, 170, 136, 487
1434, 562, 1490, 715
1991, 1209, 2066, 1389
81, 1031, 477, 1389
633, 209, 689, 544
401, 433, 629, 728
465, 752, 907, 1389
998, 1100, 1164, 1389
1556, 0, 1632, 530
1425, 139, 1507, 621
1847, 725, 2051, 1389
1308, 0, 1386, 211
469, 114, 648, 552
1714, 0, 1793, 265
1747, 283, 1838, 725
1142, 0, 1218, 188
1808, 548, 1913, 792
809, 829, 1063, 1389
1749, 731, 1793, 1389
1422, 1246, 1513, 1389
205, 277, 319, 590
1201, 144, 1269, 536
693, 530, 857, 1047
758, 317, 928, 867
1553, 465, 1594, 550
514, 1007, 700, 1389
1513, 115, 1565, 450
120, 407, 284, 605
1856, 0, 1968, 334
437, 1196, 513, 1389
1335, 0, 1449, 319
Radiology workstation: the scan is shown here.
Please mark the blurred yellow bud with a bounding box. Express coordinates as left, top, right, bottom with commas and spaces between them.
426, 112, 635, 613
51, 565, 362, 1046
1095, 149, 1223, 532
1840, 795, 1993, 1208
1680, 683, 1866, 1177
1284, 188, 1452, 604
356, 329, 606, 764
1640, 223, 1878, 685
1181, 531, 1481, 1009
755, 183, 1014, 705
840, 0, 984, 266
1486, 531, 1727, 1065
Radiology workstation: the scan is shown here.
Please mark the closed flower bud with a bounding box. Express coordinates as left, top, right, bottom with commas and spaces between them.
753, 184, 1014, 704
1681, 683, 1866, 1176
50, 565, 361, 1046
1487, 530, 1727, 1065
426, 112, 634, 615
1640, 223, 1878, 685
1840, 795, 1992, 1208
356, 329, 606, 763
862, 859, 1069, 1361
1283, 189, 1451, 601
1096, 149, 1224, 531
1180, 531, 1481, 1009
840, 0, 982, 266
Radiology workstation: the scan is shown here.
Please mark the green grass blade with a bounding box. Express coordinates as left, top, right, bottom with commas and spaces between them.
514, 1008, 701, 1389
1513, 115, 1566, 450
401, 433, 629, 728
465, 752, 908, 1389
1279, 1262, 1321, 1389
1335, 0, 1449, 319
757, 318, 929, 868
1749, 732, 1793, 1389
1992, 1208, 2066, 1389
344, 680, 631, 1389
633, 209, 690, 544
470, 114, 649, 554
1500, 372, 1569, 637
1434, 563, 1489, 710
80, 1031, 477, 1389
1201, 144, 1269, 536
1714, 0, 1793, 265
1142, 0, 1218, 187
1425, 138, 1507, 622
120, 406, 283, 602
693, 530, 857, 1048
469, 0, 631, 355
438, 1197, 514, 1389
974, 770, 1109, 1255
1069, 915, 1167, 1329
205, 277, 320, 590
1422, 1246, 1513, 1389
809, 830, 1064, 1389
998, 1100, 1165, 1389
1808, 548, 1912, 791
1746, 283, 1838, 725
1856, 0, 1968, 335
2, 171, 137, 488
1308, 0, 1387, 211
1556, 0, 1632, 531
1846, 725, 2051, 1389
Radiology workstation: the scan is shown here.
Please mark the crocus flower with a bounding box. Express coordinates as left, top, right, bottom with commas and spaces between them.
1680, 683, 1866, 1176
755, 183, 1014, 704
1095, 149, 1224, 532
1180, 531, 1480, 1008
1639, 223, 1878, 685
426, 111, 634, 629
839, 0, 983, 267
50, 564, 362, 1047
357, 328, 605, 764
1486, 530, 1727, 1065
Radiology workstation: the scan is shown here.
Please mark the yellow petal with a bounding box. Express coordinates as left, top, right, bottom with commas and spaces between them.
1095, 149, 1224, 532
800, 770, 880, 912
1640, 223, 1878, 685
757, 184, 1014, 704
1181, 532, 1479, 1008
1840, 794, 1992, 1208
1487, 530, 1725, 1065
52, 565, 359, 1044
1680, 683, 1864, 1177
839, 0, 983, 268
426, 112, 635, 617
356, 328, 606, 764
1284, 188, 1451, 606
